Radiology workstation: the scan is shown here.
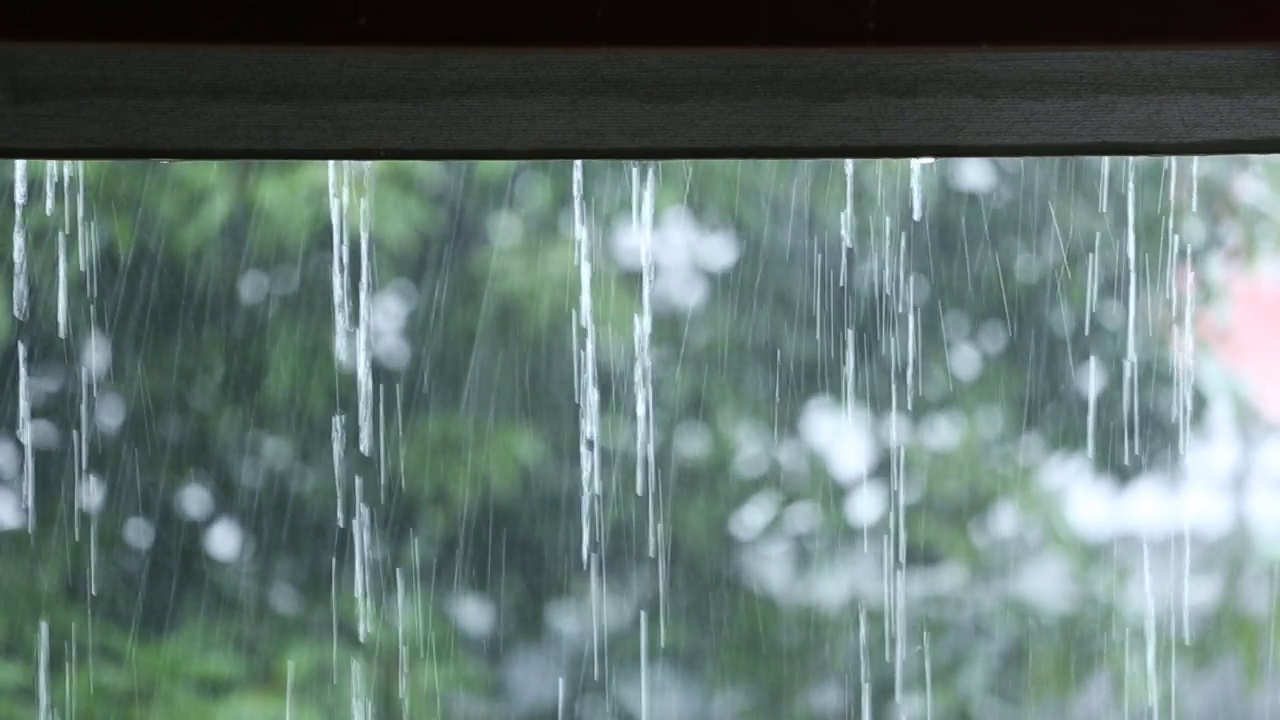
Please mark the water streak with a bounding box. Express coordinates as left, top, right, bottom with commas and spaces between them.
13, 159, 28, 321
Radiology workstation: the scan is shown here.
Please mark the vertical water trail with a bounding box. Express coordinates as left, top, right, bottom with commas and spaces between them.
909, 159, 924, 222
588, 551, 601, 680
639, 610, 649, 720
57, 231, 68, 339
62, 162, 71, 234
18, 340, 33, 532
345, 164, 376, 654
633, 163, 658, 559
1181, 236, 1197, 648
657, 519, 668, 648
1166, 159, 1178, 298
76, 162, 85, 246
1086, 355, 1098, 459
573, 160, 597, 565
840, 159, 855, 286
350, 659, 368, 720
924, 629, 933, 720
557, 677, 567, 720
67, 625, 76, 720
38, 619, 49, 720
882, 536, 891, 662
328, 161, 350, 366
332, 415, 346, 528
13, 160, 28, 321
285, 660, 296, 720
81, 368, 94, 592
1123, 158, 1138, 464
1100, 157, 1111, 213
1085, 256, 1096, 337
353, 490, 371, 644
44, 161, 56, 217
1123, 627, 1131, 720
906, 285, 916, 411
331, 557, 339, 684
1190, 156, 1199, 212
1142, 541, 1159, 718
859, 605, 871, 720
397, 567, 409, 718
378, 384, 388, 502
357, 164, 374, 458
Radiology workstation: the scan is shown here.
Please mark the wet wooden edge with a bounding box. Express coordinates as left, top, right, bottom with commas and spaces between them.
1, 44, 1280, 159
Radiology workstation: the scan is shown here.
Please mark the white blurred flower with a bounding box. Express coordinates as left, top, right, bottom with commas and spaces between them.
672, 419, 714, 462
1062, 477, 1120, 544
81, 329, 112, 381
609, 205, 741, 313
983, 499, 1024, 542
0, 437, 19, 482
948, 341, 984, 384
948, 158, 999, 194
174, 481, 215, 522
368, 281, 417, 371
843, 479, 889, 529
94, 392, 127, 435
918, 411, 965, 453
1178, 481, 1236, 541
203, 515, 244, 563
798, 395, 880, 485
781, 499, 822, 536
1010, 551, 1078, 616
728, 490, 782, 542
236, 268, 271, 306
1244, 484, 1280, 550
447, 591, 498, 639
122, 516, 156, 551
0, 487, 22, 531
78, 473, 108, 516
268, 580, 304, 616
1119, 474, 1180, 540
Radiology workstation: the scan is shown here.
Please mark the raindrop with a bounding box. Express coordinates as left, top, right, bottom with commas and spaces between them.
1075, 358, 1109, 399
843, 480, 889, 528
728, 490, 782, 542
121, 516, 156, 551
918, 412, 965, 453
486, 209, 525, 247
780, 500, 822, 536
947, 341, 984, 383
81, 329, 112, 381
974, 318, 1009, 356
94, 392, 127, 435
372, 332, 413, 371
203, 515, 245, 563
77, 473, 107, 515
174, 482, 215, 522
671, 420, 713, 462
268, 580, 305, 616
28, 419, 60, 450
691, 229, 741, 274
235, 268, 271, 306
447, 591, 498, 639
0, 487, 22, 531
948, 157, 999, 194
1062, 478, 1119, 544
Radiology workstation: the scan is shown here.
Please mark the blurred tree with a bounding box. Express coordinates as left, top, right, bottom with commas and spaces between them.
0, 155, 1257, 719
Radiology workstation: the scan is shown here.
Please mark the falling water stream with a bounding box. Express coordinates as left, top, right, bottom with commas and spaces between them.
7, 155, 1280, 719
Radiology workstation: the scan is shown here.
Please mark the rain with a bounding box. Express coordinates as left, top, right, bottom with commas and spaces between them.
3, 155, 1280, 718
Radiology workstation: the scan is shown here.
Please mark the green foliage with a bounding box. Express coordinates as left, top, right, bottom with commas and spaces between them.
0, 156, 1248, 718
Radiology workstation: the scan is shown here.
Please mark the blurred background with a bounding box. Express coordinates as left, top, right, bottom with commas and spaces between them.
1, 156, 1279, 718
